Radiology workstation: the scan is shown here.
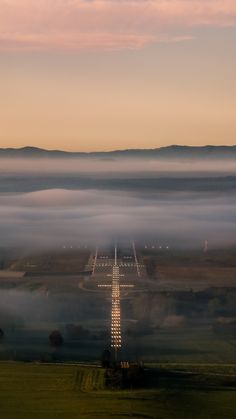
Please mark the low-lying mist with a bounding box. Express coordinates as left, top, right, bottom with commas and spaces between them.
0, 289, 107, 329
1, 157, 236, 176
0, 157, 236, 249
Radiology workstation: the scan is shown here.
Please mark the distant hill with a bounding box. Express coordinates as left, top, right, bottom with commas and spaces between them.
1, 145, 236, 159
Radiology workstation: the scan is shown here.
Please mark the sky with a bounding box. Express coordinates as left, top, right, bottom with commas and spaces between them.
0, 0, 236, 151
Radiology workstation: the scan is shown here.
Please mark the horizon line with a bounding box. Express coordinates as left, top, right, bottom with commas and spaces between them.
1, 144, 236, 154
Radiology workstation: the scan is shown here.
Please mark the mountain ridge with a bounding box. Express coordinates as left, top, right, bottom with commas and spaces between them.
1, 145, 236, 159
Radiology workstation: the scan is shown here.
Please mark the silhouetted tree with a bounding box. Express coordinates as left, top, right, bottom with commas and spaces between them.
49, 330, 64, 347
101, 349, 111, 368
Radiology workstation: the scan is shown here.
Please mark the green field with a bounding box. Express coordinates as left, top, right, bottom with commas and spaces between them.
0, 362, 235, 419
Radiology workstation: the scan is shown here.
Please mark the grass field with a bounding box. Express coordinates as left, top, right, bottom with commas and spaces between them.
9, 249, 90, 273
0, 362, 235, 419
125, 326, 236, 364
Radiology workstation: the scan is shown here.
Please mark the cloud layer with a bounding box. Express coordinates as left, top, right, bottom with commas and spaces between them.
1, 0, 236, 51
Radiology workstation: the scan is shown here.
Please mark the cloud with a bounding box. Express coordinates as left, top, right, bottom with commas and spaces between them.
0, 1, 235, 51
0, 31, 157, 51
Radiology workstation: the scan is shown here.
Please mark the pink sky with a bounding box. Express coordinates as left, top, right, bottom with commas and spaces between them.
1, 0, 236, 51
0, 1, 236, 151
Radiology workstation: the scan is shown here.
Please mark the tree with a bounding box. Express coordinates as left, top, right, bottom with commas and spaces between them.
49, 330, 64, 347
101, 349, 111, 368
0, 328, 4, 342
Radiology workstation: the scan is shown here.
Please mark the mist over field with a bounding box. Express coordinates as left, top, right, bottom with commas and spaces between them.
0, 156, 236, 366
1, 157, 236, 249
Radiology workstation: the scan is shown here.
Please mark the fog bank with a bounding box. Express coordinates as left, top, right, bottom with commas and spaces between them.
1, 157, 236, 249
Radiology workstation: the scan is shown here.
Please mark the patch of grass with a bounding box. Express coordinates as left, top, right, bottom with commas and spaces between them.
0, 362, 235, 419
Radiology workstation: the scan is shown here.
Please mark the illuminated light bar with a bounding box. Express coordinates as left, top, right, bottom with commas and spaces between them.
111, 264, 122, 351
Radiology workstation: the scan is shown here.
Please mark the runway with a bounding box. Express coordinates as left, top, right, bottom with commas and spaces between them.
91, 242, 144, 358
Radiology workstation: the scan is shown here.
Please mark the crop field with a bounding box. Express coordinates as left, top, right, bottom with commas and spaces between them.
9, 249, 90, 274
125, 326, 236, 364
141, 248, 236, 268
156, 266, 236, 288
0, 362, 235, 419
142, 248, 236, 289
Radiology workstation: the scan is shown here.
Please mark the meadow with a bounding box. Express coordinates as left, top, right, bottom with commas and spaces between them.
0, 362, 235, 419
